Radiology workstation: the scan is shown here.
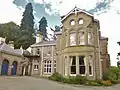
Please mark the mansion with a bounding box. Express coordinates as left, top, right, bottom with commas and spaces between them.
0, 7, 110, 80
30, 7, 110, 80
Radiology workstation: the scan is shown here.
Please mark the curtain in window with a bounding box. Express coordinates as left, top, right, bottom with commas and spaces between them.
70, 33, 76, 46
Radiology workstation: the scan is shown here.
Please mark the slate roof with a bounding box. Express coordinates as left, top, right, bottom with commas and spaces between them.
0, 43, 23, 56
31, 40, 56, 47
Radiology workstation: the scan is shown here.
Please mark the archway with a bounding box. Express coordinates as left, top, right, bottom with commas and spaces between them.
1, 59, 9, 75
11, 61, 18, 75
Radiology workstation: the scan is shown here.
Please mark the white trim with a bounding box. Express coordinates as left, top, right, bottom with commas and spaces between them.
61, 7, 94, 22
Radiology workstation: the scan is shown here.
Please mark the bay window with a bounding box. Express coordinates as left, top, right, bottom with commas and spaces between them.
88, 56, 93, 75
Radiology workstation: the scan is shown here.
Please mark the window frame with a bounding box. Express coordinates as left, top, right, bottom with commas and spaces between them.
79, 31, 85, 45
70, 32, 76, 46
34, 64, 39, 70
70, 56, 76, 75
78, 18, 84, 24
44, 60, 52, 74
79, 56, 86, 76
70, 19, 75, 26
88, 55, 93, 76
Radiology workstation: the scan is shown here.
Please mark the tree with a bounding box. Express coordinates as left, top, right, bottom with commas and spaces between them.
0, 22, 20, 44
18, 3, 35, 49
38, 17, 48, 41
55, 25, 60, 32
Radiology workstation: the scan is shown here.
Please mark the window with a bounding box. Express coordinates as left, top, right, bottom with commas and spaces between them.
89, 56, 93, 75
54, 60, 56, 73
88, 32, 92, 45
79, 56, 85, 74
70, 20, 75, 25
70, 56, 76, 74
79, 32, 85, 45
34, 65, 38, 70
37, 48, 40, 54
70, 33, 76, 46
78, 19, 83, 24
44, 60, 51, 73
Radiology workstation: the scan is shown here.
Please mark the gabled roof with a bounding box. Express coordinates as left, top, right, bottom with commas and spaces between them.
61, 6, 94, 22
31, 40, 56, 47
0, 43, 23, 56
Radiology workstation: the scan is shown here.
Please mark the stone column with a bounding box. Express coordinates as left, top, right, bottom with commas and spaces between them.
51, 46, 54, 74
0, 61, 2, 75
8, 62, 12, 75
85, 55, 89, 78
67, 56, 70, 76
40, 47, 43, 76
76, 55, 79, 75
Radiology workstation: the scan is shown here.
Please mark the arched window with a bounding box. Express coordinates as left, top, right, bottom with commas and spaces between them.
70, 32, 76, 46
78, 18, 84, 24
70, 19, 75, 26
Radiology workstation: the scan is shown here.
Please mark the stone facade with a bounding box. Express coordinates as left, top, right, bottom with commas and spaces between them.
30, 7, 110, 80
0, 37, 29, 76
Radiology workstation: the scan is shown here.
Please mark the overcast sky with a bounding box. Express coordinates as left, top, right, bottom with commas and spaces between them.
0, 0, 120, 66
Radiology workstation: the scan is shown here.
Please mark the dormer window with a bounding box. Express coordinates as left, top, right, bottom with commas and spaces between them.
70, 20, 75, 26
78, 18, 83, 24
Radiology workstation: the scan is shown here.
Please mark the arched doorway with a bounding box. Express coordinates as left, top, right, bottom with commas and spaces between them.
11, 61, 18, 75
1, 59, 9, 75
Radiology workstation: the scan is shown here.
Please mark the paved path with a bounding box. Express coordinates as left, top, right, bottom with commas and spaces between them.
0, 76, 120, 90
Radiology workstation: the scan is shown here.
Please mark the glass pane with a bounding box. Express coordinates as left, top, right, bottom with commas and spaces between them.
89, 66, 92, 75
72, 56, 76, 65
79, 66, 85, 74
71, 66, 76, 74
79, 56, 84, 65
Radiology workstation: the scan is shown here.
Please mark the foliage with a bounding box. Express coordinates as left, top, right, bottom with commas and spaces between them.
55, 25, 60, 32
18, 3, 35, 49
103, 66, 120, 81
49, 72, 64, 82
38, 17, 48, 41
0, 22, 20, 44
49, 73, 87, 84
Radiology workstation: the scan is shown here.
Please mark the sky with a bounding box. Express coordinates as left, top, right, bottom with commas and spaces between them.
0, 0, 120, 66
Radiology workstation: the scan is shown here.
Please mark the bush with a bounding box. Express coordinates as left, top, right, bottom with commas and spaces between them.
49, 72, 64, 82
102, 80, 112, 86
87, 80, 101, 86
75, 75, 87, 84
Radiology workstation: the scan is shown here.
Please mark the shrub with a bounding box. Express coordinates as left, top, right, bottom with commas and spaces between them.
75, 75, 87, 84
87, 80, 101, 86
49, 72, 64, 82
102, 80, 112, 86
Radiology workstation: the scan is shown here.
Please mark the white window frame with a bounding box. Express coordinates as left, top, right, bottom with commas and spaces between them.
70, 56, 76, 76
70, 32, 76, 46
44, 60, 52, 74
79, 56, 86, 76
79, 32, 85, 45
88, 32, 92, 45
88, 55, 93, 76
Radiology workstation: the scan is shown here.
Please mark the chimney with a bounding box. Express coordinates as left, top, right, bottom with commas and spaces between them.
36, 32, 43, 43
8, 41, 14, 49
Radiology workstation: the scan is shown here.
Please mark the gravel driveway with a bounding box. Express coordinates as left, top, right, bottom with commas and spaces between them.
0, 76, 119, 90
